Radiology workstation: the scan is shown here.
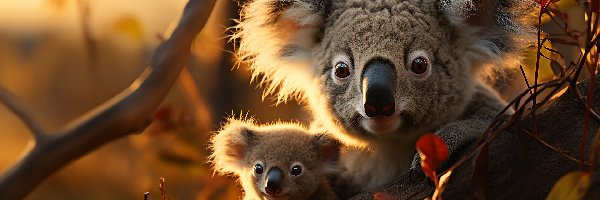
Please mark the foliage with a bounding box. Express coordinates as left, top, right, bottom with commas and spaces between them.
415, 133, 450, 200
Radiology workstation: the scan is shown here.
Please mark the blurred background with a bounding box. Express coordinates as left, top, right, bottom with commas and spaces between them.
0, 0, 588, 199
0, 0, 309, 199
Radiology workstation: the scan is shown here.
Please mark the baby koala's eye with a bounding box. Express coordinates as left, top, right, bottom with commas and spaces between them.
410, 57, 428, 75
254, 164, 264, 175
290, 164, 303, 176
334, 62, 351, 79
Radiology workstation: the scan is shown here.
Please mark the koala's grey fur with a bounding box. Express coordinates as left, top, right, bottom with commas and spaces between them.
210, 119, 340, 200
232, 0, 536, 196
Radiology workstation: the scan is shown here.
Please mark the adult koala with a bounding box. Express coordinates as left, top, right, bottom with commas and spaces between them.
232, 0, 536, 197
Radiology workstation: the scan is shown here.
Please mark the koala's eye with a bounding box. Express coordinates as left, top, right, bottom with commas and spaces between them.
290, 164, 303, 176
410, 57, 429, 75
331, 54, 353, 83
406, 50, 432, 79
254, 164, 264, 175
334, 62, 351, 79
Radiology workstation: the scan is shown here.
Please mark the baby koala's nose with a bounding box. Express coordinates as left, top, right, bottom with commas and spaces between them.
265, 167, 283, 195
362, 58, 396, 117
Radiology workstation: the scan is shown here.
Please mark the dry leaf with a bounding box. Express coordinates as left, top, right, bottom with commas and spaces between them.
112, 16, 144, 41
416, 133, 449, 180
433, 171, 453, 200
546, 171, 590, 200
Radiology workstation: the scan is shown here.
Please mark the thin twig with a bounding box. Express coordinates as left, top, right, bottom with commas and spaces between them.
522, 129, 591, 167
77, 0, 98, 67
443, 75, 574, 175
0, 86, 46, 140
159, 177, 169, 200
571, 35, 600, 122
519, 65, 533, 95
177, 67, 213, 131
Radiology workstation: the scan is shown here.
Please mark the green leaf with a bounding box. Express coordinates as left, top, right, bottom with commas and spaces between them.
546, 171, 590, 200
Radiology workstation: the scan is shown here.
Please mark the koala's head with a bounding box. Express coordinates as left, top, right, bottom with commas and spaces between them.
210, 120, 340, 200
233, 0, 535, 146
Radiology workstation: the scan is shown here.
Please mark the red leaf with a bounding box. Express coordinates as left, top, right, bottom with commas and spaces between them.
537, 0, 557, 9
536, 0, 545, 7
416, 133, 449, 180
154, 106, 172, 122
374, 192, 397, 200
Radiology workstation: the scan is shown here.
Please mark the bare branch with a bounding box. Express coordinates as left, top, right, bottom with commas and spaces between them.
0, 85, 46, 140
77, 0, 98, 67
0, 0, 217, 199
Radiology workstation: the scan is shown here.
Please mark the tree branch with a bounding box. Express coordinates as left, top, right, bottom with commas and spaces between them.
0, 0, 216, 199
0, 86, 46, 140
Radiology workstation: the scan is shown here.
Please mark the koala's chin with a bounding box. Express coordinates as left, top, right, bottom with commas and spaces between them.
359, 114, 401, 135
354, 104, 416, 136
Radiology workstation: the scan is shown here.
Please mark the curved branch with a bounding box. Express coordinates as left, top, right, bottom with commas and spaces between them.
0, 86, 46, 140
0, 0, 216, 199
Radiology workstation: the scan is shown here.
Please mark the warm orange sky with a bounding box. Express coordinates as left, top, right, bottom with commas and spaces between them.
0, 0, 187, 43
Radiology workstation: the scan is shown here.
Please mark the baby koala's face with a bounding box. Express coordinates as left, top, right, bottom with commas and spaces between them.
245, 130, 327, 200
210, 120, 339, 200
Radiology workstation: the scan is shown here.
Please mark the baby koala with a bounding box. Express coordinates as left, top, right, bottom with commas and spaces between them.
210, 119, 340, 200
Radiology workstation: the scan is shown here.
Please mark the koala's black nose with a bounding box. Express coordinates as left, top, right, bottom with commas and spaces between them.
362, 59, 396, 118
265, 167, 283, 195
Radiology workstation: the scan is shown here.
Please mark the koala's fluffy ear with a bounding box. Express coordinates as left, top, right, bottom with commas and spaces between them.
311, 134, 340, 173
233, 0, 328, 102
436, 0, 536, 71
210, 120, 256, 175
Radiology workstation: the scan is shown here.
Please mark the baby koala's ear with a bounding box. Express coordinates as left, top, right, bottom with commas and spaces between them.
210, 121, 256, 175
312, 134, 341, 173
